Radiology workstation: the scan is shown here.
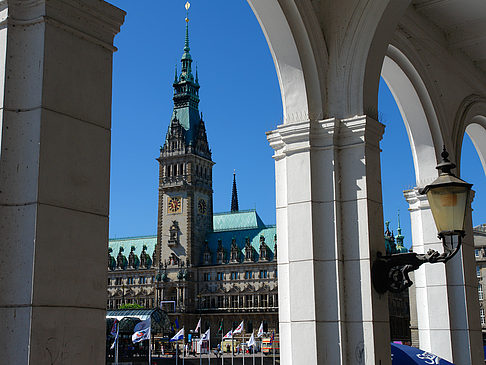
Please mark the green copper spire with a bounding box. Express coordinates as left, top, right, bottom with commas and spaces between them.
162, 1, 210, 161
184, 21, 190, 53
395, 210, 408, 253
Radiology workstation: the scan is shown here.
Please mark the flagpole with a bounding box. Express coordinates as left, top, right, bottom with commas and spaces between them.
231, 334, 234, 365
242, 332, 245, 365
182, 338, 185, 365
115, 335, 119, 365
199, 325, 202, 365
221, 328, 224, 365
176, 341, 179, 365
272, 340, 275, 365
252, 341, 255, 365
148, 330, 152, 365
260, 339, 263, 365
208, 327, 211, 365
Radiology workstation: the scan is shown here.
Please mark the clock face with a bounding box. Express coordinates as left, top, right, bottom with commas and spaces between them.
198, 199, 207, 214
167, 197, 182, 213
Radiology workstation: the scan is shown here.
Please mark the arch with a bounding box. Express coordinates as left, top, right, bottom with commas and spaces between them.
381, 45, 442, 185
246, 0, 326, 123
453, 95, 486, 176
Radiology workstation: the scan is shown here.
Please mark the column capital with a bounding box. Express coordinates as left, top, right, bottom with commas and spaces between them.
405, 187, 476, 212
5, 0, 125, 51
266, 115, 384, 160
404, 188, 429, 212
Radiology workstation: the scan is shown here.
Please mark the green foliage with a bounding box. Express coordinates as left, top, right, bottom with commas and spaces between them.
119, 303, 144, 310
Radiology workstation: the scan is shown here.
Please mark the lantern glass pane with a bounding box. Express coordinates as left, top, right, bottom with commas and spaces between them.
427, 185, 469, 233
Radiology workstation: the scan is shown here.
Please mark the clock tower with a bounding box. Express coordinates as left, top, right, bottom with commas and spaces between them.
155, 13, 214, 312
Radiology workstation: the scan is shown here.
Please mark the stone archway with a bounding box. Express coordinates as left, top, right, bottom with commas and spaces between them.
2, 1, 486, 364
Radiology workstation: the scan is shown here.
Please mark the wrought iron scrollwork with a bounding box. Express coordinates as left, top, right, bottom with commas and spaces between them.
372, 233, 462, 294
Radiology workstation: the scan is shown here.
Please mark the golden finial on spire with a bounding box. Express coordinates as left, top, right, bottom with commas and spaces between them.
185, 2, 190, 22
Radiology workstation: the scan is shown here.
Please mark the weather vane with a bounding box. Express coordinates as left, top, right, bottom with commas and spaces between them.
185, 2, 190, 23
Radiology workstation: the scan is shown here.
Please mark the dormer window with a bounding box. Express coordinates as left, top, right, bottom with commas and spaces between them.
203, 240, 211, 265
259, 235, 268, 261
217, 239, 225, 264
245, 237, 254, 262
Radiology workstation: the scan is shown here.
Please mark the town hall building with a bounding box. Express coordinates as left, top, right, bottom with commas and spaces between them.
107, 19, 279, 336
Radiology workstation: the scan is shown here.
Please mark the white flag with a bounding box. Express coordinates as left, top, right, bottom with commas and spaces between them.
223, 329, 233, 339
247, 332, 256, 348
257, 322, 264, 337
199, 328, 210, 344
110, 339, 116, 350
233, 321, 244, 334
171, 327, 184, 342
132, 318, 151, 343
195, 318, 201, 333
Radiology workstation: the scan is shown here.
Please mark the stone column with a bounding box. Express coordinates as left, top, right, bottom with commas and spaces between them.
267, 116, 390, 365
405, 189, 483, 364
0, 1, 124, 364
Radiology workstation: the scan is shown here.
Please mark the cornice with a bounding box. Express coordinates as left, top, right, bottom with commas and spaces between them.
5, 0, 125, 51
267, 115, 384, 159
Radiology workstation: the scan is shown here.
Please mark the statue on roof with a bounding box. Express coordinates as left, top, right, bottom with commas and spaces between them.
108, 248, 116, 271
140, 245, 152, 269
128, 246, 140, 269
116, 247, 127, 270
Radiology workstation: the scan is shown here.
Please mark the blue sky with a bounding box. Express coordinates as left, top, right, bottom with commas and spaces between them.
109, 0, 485, 248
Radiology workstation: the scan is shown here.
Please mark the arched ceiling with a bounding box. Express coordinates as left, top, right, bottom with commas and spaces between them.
412, 0, 486, 73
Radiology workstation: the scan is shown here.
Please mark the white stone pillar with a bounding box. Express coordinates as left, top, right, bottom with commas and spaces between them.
268, 116, 390, 365
405, 189, 483, 364
0, 1, 124, 364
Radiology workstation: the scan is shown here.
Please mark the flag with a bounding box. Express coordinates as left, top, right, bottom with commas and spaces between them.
198, 328, 210, 344
175, 318, 180, 329
223, 329, 233, 339
110, 319, 119, 350
269, 331, 274, 345
110, 319, 119, 337
257, 322, 264, 338
170, 327, 184, 342
217, 319, 224, 336
247, 332, 256, 348
195, 318, 201, 333
233, 321, 244, 334
132, 319, 151, 344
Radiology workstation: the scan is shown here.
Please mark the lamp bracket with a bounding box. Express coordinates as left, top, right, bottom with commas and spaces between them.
372, 234, 462, 294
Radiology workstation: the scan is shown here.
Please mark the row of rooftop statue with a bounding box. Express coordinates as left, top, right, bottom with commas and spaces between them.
108, 245, 154, 271
202, 235, 278, 265
108, 224, 404, 271
108, 234, 278, 271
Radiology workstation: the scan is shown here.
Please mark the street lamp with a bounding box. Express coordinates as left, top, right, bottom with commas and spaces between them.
372, 146, 473, 293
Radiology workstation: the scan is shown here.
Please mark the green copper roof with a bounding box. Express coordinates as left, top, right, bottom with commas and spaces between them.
109, 235, 157, 260
213, 209, 266, 232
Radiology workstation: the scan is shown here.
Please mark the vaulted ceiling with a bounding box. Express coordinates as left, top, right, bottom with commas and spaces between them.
412, 0, 486, 73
